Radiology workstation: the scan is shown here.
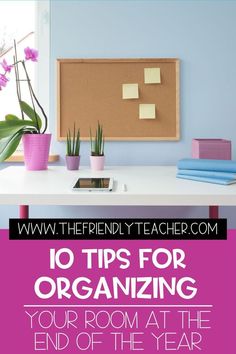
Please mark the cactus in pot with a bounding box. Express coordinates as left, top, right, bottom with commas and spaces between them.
66, 124, 81, 170
90, 122, 105, 170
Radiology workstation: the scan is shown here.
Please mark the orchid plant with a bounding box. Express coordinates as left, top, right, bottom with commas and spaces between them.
0, 41, 48, 161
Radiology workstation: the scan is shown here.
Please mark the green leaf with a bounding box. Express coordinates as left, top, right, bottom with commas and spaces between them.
20, 101, 42, 130
90, 128, 93, 153
75, 129, 80, 156
0, 127, 37, 162
0, 130, 23, 162
68, 129, 71, 156
72, 123, 76, 155
66, 133, 69, 156
0, 120, 37, 139
5, 114, 20, 121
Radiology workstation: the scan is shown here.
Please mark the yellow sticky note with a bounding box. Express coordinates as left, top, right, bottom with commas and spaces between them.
139, 104, 156, 119
122, 83, 139, 99
144, 68, 161, 84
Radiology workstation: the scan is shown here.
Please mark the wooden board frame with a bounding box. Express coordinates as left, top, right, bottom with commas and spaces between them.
57, 58, 180, 141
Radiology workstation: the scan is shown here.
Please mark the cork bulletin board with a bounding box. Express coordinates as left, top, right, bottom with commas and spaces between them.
57, 58, 180, 140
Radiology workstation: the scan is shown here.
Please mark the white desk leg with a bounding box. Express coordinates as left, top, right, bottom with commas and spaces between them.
209, 206, 219, 219
19, 205, 29, 219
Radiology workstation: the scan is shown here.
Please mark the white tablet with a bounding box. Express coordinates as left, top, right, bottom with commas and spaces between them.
72, 177, 113, 192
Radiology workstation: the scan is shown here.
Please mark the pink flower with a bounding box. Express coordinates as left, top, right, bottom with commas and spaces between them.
0, 74, 9, 89
24, 47, 38, 62
1, 59, 13, 73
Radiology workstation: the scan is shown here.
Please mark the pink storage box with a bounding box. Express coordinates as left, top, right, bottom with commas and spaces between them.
192, 139, 231, 160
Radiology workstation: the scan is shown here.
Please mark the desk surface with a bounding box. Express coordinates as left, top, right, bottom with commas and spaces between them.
0, 166, 236, 206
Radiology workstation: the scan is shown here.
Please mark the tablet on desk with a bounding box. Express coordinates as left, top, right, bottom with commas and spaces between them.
72, 178, 113, 192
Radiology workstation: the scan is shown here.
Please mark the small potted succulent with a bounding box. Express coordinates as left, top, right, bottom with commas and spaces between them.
90, 121, 105, 171
66, 124, 81, 170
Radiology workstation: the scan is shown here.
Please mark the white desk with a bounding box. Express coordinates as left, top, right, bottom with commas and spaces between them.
1, 166, 235, 217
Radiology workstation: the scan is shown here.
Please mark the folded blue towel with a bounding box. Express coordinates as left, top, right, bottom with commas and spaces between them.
179, 169, 236, 179
177, 173, 236, 185
178, 158, 236, 173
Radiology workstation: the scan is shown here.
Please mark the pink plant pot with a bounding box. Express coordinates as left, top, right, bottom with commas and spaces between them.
66, 155, 80, 170
90, 155, 105, 171
22, 133, 51, 171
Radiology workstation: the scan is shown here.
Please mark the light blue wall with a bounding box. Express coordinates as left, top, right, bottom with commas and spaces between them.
51, 0, 236, 165
1, 0, 236, 227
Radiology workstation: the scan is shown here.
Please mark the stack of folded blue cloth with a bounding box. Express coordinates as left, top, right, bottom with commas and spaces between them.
177, 159, 236, 185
